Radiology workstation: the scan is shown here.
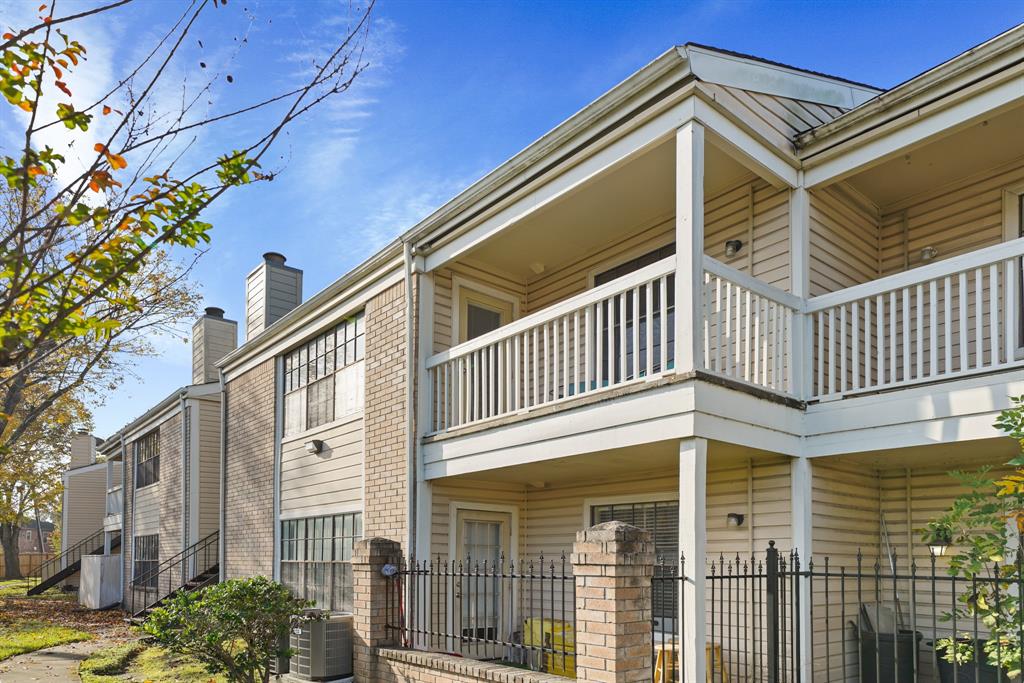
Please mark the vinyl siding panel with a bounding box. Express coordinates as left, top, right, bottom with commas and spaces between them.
63, 467, 107, 549
197, 398, 221, 537
133, 483, 160, 536
808, 185, 880, 297
279, 414, 364, 517
433, 262, 526, 355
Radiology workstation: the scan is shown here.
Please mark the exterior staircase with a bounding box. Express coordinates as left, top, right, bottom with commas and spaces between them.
26, 529, 118, 595
128, 530, 219, 622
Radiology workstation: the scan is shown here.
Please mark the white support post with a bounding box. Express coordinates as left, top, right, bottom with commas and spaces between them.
791, 456, 813, 683
790, 179, 811, 399
413, 265, 435, 649
676, 121, 705, 374
679, 437, 707, 683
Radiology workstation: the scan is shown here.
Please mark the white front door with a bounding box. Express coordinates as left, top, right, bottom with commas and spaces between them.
453, 508, 512, 659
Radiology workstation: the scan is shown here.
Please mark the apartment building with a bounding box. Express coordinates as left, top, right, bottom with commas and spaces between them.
88, 308, 237, 615
360, 27, 1024, 683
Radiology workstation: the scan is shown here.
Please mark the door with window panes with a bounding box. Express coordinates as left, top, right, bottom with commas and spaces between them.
453, 508, 512, 658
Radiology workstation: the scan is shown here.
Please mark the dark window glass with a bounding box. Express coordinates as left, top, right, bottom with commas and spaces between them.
133, 534, 159, 589
134, 430, 160, 489
306, 376, 335, 430
280, 512, 362, 613
466, 303, 502, 340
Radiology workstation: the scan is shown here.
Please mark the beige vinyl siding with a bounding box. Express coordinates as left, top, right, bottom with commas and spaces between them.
133, 483, 160, 536
197, 398, 221, 537
279, 413, 364, 517
245, 269, 266, 337
433, 262, 526, 355
808, 185, 881, 297
266, 266, 302, 322
63, 467, 107, 549
425, 453, 793, 628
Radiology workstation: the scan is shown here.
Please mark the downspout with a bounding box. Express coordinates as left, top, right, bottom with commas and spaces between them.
218, 368, 226, 581
180, 391, 188, 553
119, 434, 125, 605
272, 356, 283, 581
403, 242, 416, 557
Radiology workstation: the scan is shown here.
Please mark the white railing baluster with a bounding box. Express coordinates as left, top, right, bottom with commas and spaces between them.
876, 294, 885, 389
852, 300, 860, 391
990, 263, 1000, 367
915, 284, 923, 380
607, 296, 615, 384
864, 297, 872, 389
646, 282, 654, 379
890, 291, 898, 384
943, 277, 952, 375
547, 321, 554, 405
725, 281, 733, 378
839, 305, 847, 394
619, 291, 627, 382
753, 295, 762, 385
959, 272, 968, 373
743, 289, 752, 382
928, 280, 937, 378
975, 268, 984, 369
828, 308, 836, 396
1006, 259, 1018, 362
817, 312, 824, 395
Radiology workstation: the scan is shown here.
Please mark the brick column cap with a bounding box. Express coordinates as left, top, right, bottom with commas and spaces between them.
572, 521, 654, 566
354, 536, 402, 563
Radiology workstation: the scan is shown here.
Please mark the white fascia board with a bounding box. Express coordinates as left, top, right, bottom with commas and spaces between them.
798, 23, 1024, 153
684, 45, 879, 109
65, 461, 108, 477
424, 96, 697, 271
123, 398, 183, 444
804, 73, 1024, 187
693, 97, 799, 188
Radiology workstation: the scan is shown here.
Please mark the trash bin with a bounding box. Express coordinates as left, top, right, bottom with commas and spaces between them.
856, 627, 923, 683
932, 639, 1000, 683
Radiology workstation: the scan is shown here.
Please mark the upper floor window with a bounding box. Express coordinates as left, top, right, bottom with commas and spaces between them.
283, 312, 365, 436
134, 430, 159, 489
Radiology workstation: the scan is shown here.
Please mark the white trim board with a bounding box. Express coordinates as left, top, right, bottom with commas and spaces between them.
446, 501, 520, 563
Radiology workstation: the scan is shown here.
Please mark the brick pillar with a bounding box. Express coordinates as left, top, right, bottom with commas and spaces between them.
353, 537, 401, 683
572, 521, 654, 683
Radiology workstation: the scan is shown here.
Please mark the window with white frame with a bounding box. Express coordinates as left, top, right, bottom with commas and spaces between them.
133, 534, 159, 589
280, 512, 362, 612
283, 312, 365, 436
134, 430, 159, 489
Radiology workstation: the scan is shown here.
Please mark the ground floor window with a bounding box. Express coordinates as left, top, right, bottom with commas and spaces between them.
591, 500, 678, 624
280, 512, 362, 613
133, 534, 158, 588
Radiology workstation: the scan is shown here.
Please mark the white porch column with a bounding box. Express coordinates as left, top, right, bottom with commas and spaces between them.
679, 437, 707, 683
675, 121, 705, 374
791, 456, 813, 683
789, 178, 811, 398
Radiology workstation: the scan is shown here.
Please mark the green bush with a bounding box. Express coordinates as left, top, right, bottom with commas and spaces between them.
142, 576, 317, 683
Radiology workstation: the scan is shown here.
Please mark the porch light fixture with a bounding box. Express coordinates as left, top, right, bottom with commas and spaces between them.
724, 240, 743, 259
920, 246, 938, 263
925, 525, 953, 557
726, 512, 745, 528
304, 439, 324, 455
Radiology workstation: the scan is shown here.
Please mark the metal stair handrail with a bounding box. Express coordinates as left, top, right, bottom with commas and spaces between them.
130, 530, 219, 617
26, 527, 105, 589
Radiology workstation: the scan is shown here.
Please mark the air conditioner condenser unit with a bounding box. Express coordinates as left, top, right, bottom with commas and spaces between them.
288, 612, 353, 681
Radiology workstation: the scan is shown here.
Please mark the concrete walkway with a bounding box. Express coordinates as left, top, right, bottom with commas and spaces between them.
0, 638, 110, 683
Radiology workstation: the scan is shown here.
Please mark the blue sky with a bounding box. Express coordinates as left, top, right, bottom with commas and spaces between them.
4, 0, 1021, 437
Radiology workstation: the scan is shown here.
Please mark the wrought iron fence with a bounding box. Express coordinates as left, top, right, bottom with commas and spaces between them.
653, 542, 1024, 683
386, 553, 576, 676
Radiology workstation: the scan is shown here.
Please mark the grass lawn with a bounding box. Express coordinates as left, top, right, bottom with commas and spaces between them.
0, 580, 130, 662
80, 641, 227, 683
0, 619, 93, 661
0, 577, 76, 600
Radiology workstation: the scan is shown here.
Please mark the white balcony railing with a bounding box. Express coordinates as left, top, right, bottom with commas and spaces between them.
426, 256, 676, 433
106, 485, 123, 516
426, 238, 1024, 433
805, 238, 1024, 400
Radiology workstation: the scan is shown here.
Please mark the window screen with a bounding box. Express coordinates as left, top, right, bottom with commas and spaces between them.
133, 534, 159, 588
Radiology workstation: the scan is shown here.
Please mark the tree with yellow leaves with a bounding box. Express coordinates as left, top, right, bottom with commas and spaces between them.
0, 381, 89, 579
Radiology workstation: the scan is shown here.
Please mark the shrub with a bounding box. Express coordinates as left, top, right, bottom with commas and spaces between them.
142, 576, 317, 683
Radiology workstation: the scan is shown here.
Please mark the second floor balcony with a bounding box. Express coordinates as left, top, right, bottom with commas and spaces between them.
418, 95, 1024, 443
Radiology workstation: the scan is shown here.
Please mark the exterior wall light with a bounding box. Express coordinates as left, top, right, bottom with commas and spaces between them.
925, 525, 952, 557
726, 512, 745, 528
724, 240, 743, 259
920, 246, 938, 263
304, 439, 324, 455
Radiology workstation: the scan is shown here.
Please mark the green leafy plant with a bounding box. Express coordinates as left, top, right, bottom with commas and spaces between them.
926, 395, 1024, 676
142, 576, 319, 683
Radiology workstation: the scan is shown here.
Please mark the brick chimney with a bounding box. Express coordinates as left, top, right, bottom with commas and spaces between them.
245, 252, 302, 340
192, 307, 238, 384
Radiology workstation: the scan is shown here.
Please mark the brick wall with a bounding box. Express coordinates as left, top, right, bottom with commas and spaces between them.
223, 357, 276, 578
158, 413, 183, 562
363, 281, 410, 547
